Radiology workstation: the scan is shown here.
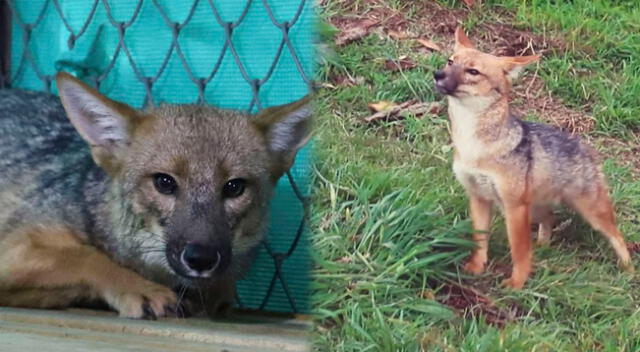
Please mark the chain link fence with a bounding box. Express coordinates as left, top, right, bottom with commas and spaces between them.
0, 0, 314, 313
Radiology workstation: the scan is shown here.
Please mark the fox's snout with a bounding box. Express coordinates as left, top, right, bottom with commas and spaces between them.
433, 69, 458, 96
177, 242, 231, 278
163, 197, 235, 280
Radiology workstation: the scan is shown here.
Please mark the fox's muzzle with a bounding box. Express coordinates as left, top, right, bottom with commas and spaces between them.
433, 68, 460, 96
165, 199, 233, 279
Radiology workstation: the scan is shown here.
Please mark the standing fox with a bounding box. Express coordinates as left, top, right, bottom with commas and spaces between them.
0, 73, 311, 318
433, 27, 633, 289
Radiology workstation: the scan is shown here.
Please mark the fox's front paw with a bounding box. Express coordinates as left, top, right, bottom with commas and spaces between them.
620, 260, 635, 274
463, 259, 486, 275
500, 277, 525, 290
104, 280, 177, 319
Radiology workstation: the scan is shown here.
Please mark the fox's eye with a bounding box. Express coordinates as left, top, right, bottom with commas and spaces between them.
222, 179, 246, 198
153, 173, 177, 195
466, 68, 480, 75
447, 59, 453, 66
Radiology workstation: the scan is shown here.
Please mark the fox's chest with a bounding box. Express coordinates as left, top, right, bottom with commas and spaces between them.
448, 99, 498, 162
453, 161, 501, 204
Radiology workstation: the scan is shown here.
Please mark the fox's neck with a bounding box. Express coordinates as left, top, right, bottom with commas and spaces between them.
447, 95, 511, 160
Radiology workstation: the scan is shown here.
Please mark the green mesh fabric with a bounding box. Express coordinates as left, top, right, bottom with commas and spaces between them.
1, 0, 314, 313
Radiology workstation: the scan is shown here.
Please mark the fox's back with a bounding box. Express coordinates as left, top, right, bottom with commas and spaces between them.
524, 119, 603, 201
453, 114, 604, 206
0, 89, 100, 234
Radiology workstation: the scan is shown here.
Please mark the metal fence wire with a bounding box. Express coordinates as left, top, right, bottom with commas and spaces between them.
0, 0, 314, 313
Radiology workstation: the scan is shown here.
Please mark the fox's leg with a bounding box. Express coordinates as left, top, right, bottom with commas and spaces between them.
502, 202, 533, 289
0, 225, 177, 318
463, 195, 493, 275
531, 206, 554, 245
568, 186, 633, 272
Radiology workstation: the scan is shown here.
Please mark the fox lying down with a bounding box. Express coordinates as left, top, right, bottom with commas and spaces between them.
0, 73, 311, 318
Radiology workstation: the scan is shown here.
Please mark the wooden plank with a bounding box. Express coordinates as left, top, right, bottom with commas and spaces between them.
0, 308, 310, 351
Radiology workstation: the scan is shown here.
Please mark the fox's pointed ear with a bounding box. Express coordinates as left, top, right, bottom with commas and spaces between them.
454, 26, 475, 51
501, 55, 540, 81
56, 72, 140, 172
251, 95, 313, 177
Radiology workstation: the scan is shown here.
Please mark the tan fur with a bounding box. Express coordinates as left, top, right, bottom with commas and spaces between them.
0, 225, 175, 317
436, 27, 633, 289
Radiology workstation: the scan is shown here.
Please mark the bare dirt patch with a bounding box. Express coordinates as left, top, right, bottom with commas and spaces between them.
325, 0, 640, 175
511, 74, 596, 134
328, 1, 409, 46
510, 70, 640, 176
327, 0, 566, 61
412, 1, 566, 56
627, 242, 640, 254
437, 281, 524, 328
510, 74, 640, 176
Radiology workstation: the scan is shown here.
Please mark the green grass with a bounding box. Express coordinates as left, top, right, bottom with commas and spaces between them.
311, 0, 640, 351
477, 0, 640, 137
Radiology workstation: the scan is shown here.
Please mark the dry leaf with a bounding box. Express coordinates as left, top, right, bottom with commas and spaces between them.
419, 290, 435, 300
330, 75, 350, 86
368, 101, 398, 112
321, 75, 365, 89
318, 82, 337, 89
416, 38, 442, 52
335, 18, 378, 46
425, 101, 443, 115
329, 75, 365, 88
388, 30, 408, 40
384, 57, 417, 71
397, 101, 443, 117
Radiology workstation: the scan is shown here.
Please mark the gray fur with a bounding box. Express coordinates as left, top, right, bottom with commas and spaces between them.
0, 87, 309, 303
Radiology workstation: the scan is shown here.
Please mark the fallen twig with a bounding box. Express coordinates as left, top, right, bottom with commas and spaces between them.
364, 100, 442, 123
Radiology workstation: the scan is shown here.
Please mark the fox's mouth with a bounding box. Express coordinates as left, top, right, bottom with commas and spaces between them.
435, 81, 455, 95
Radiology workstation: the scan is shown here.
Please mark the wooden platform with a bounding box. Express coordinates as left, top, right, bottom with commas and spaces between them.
0, 308, 310, 351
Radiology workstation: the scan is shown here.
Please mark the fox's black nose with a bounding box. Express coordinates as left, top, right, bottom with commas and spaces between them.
181, 243, 221, 274
433, 70, 446, 81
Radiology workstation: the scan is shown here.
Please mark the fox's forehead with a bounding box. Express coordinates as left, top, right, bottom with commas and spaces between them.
450, 49, 499, 67
127, 105, 269, 181
144, 105, 260, 143
149, 104, 250, 132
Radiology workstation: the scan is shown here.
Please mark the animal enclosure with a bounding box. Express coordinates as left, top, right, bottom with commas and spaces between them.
0, 0, 314, 314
